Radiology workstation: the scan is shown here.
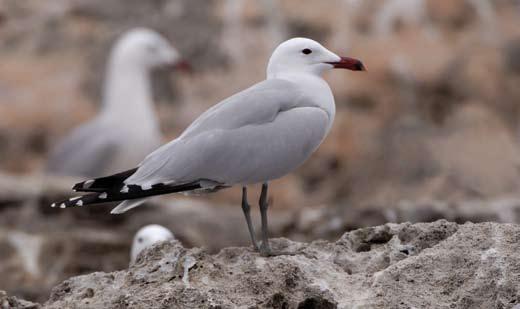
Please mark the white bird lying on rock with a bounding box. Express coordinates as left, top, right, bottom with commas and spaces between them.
131, 224, 175, 264
52, 37, 365, 256
46, 27, 188, 177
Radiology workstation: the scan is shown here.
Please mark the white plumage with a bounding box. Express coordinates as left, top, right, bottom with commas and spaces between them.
46, 28, 182, 177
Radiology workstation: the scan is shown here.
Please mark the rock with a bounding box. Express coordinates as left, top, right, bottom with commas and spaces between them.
43, 220, 520, 308
4, 173, 520, 304
0, 290, 40, 309
0, 172, 296, 303
0, 196, 263, 303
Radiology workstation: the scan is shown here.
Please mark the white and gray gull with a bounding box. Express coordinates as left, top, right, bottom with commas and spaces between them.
52, 37, 365, 256
46, 27, 189, 177
131, 224, 175, 264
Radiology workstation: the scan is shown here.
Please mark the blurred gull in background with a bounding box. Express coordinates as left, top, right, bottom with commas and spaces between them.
45, 27, 186, 178
130, 224, 175, 264
53, 37, 365, 256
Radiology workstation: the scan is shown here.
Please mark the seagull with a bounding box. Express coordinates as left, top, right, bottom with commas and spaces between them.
131, 224, 175, 264
52, 37, 365, 256
46, 27, 188, 177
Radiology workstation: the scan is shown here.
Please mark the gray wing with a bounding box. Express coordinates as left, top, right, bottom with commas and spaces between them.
46, 119, 121, 178
179, 79, 307, 139
126, 79, 330, 186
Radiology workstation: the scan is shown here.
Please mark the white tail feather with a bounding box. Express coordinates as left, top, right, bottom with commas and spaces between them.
110, 198, 147, 214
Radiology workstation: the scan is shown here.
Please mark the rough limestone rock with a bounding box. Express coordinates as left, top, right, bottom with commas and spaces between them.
43, 220, 520, 308
0, 290, 40, 309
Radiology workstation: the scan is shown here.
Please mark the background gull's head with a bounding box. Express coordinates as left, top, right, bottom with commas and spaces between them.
110, 27, 182, 70
130, 224, 175, 264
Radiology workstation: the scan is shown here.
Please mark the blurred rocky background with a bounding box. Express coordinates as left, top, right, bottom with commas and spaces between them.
1, 0, 520, 303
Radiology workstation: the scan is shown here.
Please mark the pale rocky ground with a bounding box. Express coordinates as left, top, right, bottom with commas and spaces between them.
2, 0, 520, 306
0, 290, 39, 309
2, 174, 520, 304
6, 220, 520, 308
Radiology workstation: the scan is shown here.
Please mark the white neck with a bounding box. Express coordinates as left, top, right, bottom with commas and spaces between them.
100, 58, 160, 134
269, 70, 336, 132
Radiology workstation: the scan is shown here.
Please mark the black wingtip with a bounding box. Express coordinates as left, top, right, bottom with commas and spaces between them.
54, 180, 205, 209
72, 168, 138, 192
72, 179, 93, 191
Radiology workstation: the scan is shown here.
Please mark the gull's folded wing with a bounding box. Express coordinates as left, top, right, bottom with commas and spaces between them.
125, 78, 329, 186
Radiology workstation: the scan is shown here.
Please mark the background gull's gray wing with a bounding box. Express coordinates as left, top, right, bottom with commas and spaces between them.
46, 119, 121, 178
125, 78, 331, 187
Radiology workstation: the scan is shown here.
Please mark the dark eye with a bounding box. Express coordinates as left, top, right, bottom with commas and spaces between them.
137, 237, 144, 243
302, 48, 312, 55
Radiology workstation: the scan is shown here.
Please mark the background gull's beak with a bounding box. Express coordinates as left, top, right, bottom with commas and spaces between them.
172, 59, 193, 73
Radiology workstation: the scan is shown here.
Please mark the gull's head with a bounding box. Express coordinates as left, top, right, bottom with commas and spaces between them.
130, 224, 174, 263
267, 37, 365, 78
111, 28, 187, 71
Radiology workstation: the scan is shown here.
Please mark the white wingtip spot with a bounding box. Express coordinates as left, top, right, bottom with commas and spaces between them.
51, 203, 56, 208
141, 184, 152, 191
99, 192, 108, 199
59, 203, 66, 209
84, 179, 94, 188
76, 200, 83, 206
120, 185, 129, 193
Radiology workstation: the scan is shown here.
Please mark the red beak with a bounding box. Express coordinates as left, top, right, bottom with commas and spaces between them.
174, 59, 193, 73
326, 56, 366, 71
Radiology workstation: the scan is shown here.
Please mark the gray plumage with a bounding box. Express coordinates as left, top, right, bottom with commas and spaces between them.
125, 78, 330, 188
52, 37, 366, 256
46, 120, 122, 177
46, 28, 181, 177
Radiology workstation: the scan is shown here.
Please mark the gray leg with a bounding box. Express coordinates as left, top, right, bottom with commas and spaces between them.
259, 182, 272, 256
258, 183, 301, 257
241, 186, 259, 250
